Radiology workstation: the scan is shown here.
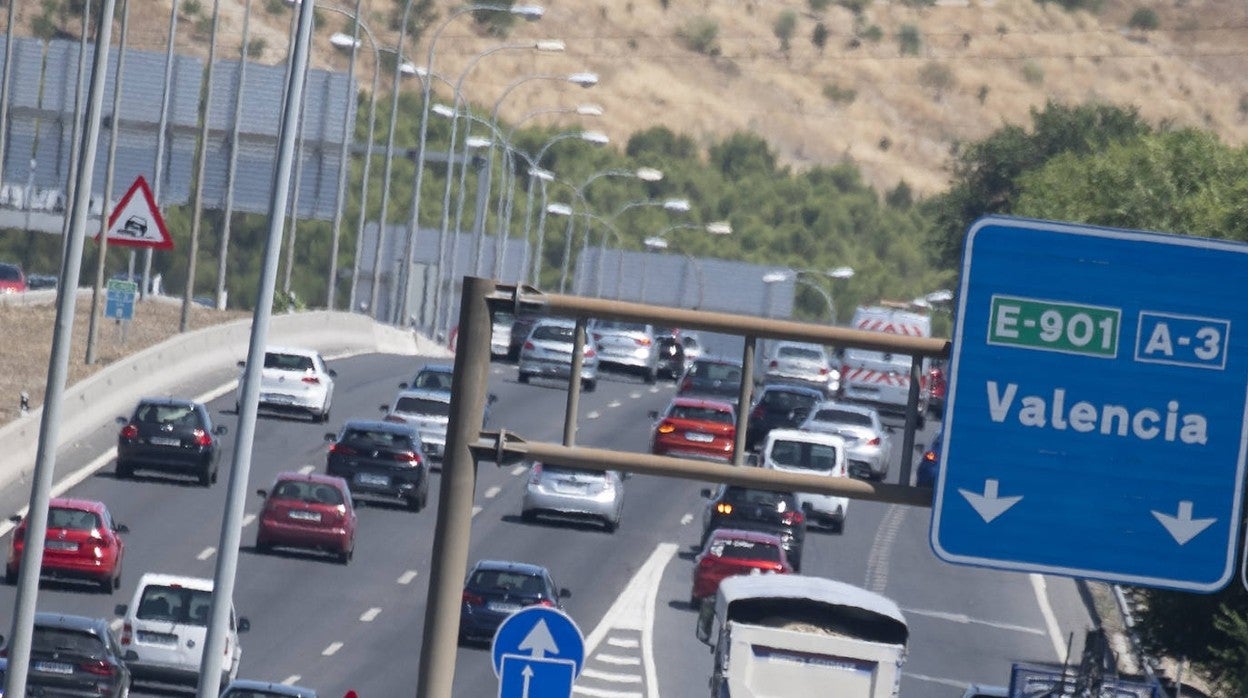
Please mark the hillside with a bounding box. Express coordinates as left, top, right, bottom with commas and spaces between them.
20, 0, 1248, 197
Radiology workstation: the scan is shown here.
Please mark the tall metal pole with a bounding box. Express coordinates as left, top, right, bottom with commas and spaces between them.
528, 177, 548, 285
368, 0, 416, 320
145, 0, 178, 300
557, 207, 575, 292
416, 275, 492, 698
197, 0, 313, 694
3, 2, 116, 695
215, 0, 252, 311
86, 0, 129, 366
0, 0, 17, 191
326, 0, 365, 311
433, 112, 464, 341
281, 64, 309, 297
60, 2, 91, 254
347, 41, 381, 313
181, 0, 221, 331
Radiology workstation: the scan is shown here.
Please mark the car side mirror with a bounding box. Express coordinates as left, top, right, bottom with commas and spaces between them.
559, 588, 571, 599
115, 524, 130, 534
114, 604, 127, 617
744, 453, 760, 467
648, 410, 659, 420
327, 369, 338, 378
238, 617, 251, 633
115, 416, 127, 425
695, 600, 714, 646
399, 382, 410, 389
214, 425, 228, 436
324, 432, 337, 442
700, 488, 712, 498
380, 404, 389, 413
256, 489, 267, 498
488, 393, 498, 405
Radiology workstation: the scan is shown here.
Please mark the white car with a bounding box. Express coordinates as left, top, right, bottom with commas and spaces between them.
800, 401, 894, 481
758, 428, 850, 533
115, 572, 250, 690
238, 346, 336, 423
383, 388, 452, 462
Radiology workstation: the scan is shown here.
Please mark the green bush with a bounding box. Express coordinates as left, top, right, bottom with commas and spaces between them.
1128, 7, 1160, 31
861, 24, 883, 43
837, 0, 871, 12
808, 0, 833, 10
679, 16, 720, 55
263, 0, 287, 15
1021, 60, 1044, 85
247, 38, 267, 59
812, 22, 829, 53
822, 82, 857, 105
182, 0, 203, 17
897, 24, 921, 55
918, 62, 956, 95
774, 10, 798, 53
31, 13, 58, 40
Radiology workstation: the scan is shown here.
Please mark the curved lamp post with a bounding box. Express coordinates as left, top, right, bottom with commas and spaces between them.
763, 266, 855, 323
550, 166, 661, 293
639, 220, 732, 305
593, 197, 691, 297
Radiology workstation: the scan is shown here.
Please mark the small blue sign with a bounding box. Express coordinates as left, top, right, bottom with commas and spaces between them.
105, 279, 137, 321
933, 216, 1248, 592
492, 607, 584, 698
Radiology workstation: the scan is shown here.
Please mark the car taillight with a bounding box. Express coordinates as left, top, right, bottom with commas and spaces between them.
529, 463, 543, 483
866, 436, 881, 446
394, 451, 422, 466
462, 591, 484, 606
657, 421, 676, 434
329, 443, 358, 456
923, 449, 938, 463
193, 428, 212, 447
715, 502, 733, 515
524, 341, 535, 351
818, 367, 829, 375
536, 598, 556, 607
120, 424, 138, 440
79, 659, 114, 676
750, 405, 764, 419
782, 510, 805, 526
302, 376, 321, 384
635, 337, 652, 347
584, 347, 596, 358
680, 377, 693, 392
121, 622, 133, 645
92, 532, 110, 548
13, 525, 24, 543
769, 360, 778, 369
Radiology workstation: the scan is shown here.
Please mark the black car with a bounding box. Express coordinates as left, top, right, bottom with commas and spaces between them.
11, 611, 133, 697
656, 335, 686, 380
699, 485, 806, 572
679, 356, 747, 404
458, 559, 570, 645
506, 310, 544, 362
325, 419, 430, 511
116, 398, 227, 486
745, 383, 824, 451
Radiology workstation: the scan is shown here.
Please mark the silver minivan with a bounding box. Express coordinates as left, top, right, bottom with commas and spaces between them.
517, 318, 599, 391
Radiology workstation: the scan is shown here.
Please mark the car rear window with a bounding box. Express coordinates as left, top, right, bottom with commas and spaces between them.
724, 487, 796, 509
272, 479, 345, 505
395, 396, 450, 416
769, 440, 840, 472
265, 353, 315, 371
709, 537, 783, 562
136, 402, 199, 426
136, 585, 214, 626
531, 324, 574, 342
48, 507, 101, 531
31, 627, 104, 658
691, 362, 742, 383
467, 570, 546, 595
777, 346, 824, 361
812, 409, 873, 427
0, 264, 21, 281
595, 320, 648, 333
412, 371, 453, 391
669, 404, 734, 423
341, 429, 415, 450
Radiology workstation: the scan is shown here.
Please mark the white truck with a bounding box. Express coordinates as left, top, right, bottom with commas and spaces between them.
696, 574, 909, 698
840, 305, 932, 425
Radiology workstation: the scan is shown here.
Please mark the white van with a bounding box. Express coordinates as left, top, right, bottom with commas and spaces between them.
841, 306, 932, 424
759, 428, 850, 533
115, 572, 250, 690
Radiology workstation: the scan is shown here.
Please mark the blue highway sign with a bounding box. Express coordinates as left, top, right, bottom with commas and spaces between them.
492, 606, 584, 698
932, 216, 1248, 592
105, 279, 137, 321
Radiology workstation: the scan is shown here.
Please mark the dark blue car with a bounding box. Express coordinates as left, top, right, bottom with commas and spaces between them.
459, 560, 570, 645
916, 427, 944, 489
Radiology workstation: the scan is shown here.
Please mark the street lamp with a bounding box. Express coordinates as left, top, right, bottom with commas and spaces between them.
762, 266, 855, 323
592, 197, 691, 297
640, 220, 732, 304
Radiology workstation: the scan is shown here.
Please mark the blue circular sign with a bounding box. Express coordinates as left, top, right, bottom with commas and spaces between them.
490, 606, 585, 678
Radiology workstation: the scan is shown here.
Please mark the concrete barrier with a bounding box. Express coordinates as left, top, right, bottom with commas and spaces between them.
0, 309, 452, 495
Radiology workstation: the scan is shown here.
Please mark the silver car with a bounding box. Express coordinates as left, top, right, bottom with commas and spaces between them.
762, 340, 840, 397
382, 388, 451, 462
517, 318, 599, 391
589, 319, 659, 383
800, 401, 893, 481
521, 462, 624, 532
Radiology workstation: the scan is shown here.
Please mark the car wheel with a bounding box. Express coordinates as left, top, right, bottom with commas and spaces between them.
582, 378, 597, 393
115, 460, 132, 479
520, 509, 537, 523
408, 493, 424, 513
643, 366, 657, 384
5, 565, 16, 586
338, 545, 353, 565
602, 517, 617, 534
98, 572, 115, 594
517, 372, 530, 384
320, 402, 332, 423
198, 465, 213, 487
118, 676, 131, 698
255, 536, 272, 554
833, 518, 846, 535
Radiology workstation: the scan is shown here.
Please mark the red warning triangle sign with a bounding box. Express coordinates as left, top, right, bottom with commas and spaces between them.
97, 175, 173, 250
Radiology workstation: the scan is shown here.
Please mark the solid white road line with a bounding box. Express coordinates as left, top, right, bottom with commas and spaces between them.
1030, 573, 1067, 660
397, 570, 419, 585
359, 607, 382, 622
902, 607, 1046, 636
864, 504, 906, 593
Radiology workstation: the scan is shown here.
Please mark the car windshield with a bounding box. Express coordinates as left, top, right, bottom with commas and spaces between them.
264, 353, 315, 371
595, 320, 648, 333
540, 465, 605, 481
48, 507, 101, 531
531, 324, 574, 342
394, 396, 450, 416
691, 362, 742, 384
669, 404, 734, 423
272, 479, 345, 505
467, 569, 546, 595
31, 627, 104, 658
709, 537, 783, 562
769, 440, 839, 472
136, 585, 214, 626
812, 409, 873, 427
777, 345, 825, 361
136, 402, 199, 426
340, 428, 414, 450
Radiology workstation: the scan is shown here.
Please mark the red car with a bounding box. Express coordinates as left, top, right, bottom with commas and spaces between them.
0, 262, 26, 294
690, 528, 792, 605
649, 397, 736, 462
6, 497, 129, 593
255, 472, 357, 564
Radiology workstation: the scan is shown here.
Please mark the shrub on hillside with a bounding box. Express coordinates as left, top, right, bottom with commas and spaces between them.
1128, 7, 1160, 31
822, 82, 857, 105
898, 24, 921, 56
679, 16, 720, 56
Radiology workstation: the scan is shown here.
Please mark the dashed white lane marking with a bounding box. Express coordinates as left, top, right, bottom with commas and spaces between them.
1030, 573, 1067, 660
573, 687, 642, 698
581, 667, 642, 683
197, 547, 215, 561
587, 410, 601, 420
397, 571, 418, 585
510, 464, 527, 476
595, 654, 641, 666
648, 386, 660, 393
864, 504, 906, 593
679, 513, 693, 526
242, 514, 256, 527
322, 642, 343, 656
606, 637, 639, 648
629, 392, 642, 399
484, 486, 501, 499
298, 464, 315, 475
607, 400, 621, 408
902, 607, 1045, 635
472, 505, 483, 517
359, 608, 382, 622
282, 675, 302, 686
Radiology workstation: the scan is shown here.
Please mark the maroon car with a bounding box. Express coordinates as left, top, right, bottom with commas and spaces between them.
255, 472, 357, 564
7, 497, 128, 593
690, 528, 792, 606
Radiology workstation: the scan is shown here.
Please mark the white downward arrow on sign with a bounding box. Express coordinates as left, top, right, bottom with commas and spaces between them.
959, 479, 1023, 523
518, 619, 560, 659
1152, 500, 1216, 546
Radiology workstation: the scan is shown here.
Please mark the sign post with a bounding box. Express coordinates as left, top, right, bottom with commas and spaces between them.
933, 215, 1248, 593
492, 607, 584, 698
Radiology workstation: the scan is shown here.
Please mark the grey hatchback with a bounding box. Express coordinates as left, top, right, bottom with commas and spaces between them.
10, 612, 133, 697
116, 397, 227, 486
589, 319, 659, 383
325, 419, 430, 511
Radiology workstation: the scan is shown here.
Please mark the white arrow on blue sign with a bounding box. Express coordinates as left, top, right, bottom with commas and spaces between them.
932, 216, 1248, 593
492, 606, 584, 698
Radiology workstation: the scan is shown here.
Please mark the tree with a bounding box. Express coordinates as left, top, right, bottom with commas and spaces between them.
709, 133, 778, 181
774, 10, 798, 54
626, 127, 698, 161
812, 22, 829, 54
